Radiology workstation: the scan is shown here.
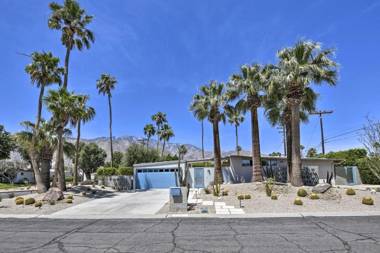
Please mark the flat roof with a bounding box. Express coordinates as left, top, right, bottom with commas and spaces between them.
228, 154, 343, 163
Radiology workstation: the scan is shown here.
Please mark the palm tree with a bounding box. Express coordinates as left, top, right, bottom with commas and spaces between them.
190, 81, 226, 185
177, 144, 188, 186
24, 52, 63, 192
143, 124, 156, 149
96, 74, 117, 167
225, 104, 244, 155
152, 112, 167, 152
159, 124, 174, 157
70, 95, 95, 185
229, 64, 272, 182
189, 100, 207, 159
276, 40, 338, 186
48, 0, 94, 89
44, 88, 79, 191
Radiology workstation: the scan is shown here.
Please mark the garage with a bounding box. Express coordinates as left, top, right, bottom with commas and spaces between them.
133, 161, 186, 190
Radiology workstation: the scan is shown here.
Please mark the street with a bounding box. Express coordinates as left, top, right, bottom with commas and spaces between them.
0, 216, 379, 252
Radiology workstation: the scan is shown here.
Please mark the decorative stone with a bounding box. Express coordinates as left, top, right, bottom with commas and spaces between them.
312, 183, 331, 194
42, 187, 64, 202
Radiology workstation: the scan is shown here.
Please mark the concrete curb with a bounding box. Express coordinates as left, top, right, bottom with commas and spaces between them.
1, 211, 380, 219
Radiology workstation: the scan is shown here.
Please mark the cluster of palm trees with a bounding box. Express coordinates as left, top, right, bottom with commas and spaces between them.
143, 112, 175, 157
190, 40, 338, 186
16, 0, 116, 193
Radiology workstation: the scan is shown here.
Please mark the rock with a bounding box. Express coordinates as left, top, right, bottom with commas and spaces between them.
312, 183, 331, 194
42, 187, 64, 202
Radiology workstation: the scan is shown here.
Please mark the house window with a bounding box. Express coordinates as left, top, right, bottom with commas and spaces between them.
241, 159, 252, 167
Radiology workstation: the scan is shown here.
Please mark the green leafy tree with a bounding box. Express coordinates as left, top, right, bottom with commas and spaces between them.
96, 74, 117, 167
158, 123, 174, 157
225, 104, 244, 155
0, 125, 15, 160
123, 143, 160, 167
79, 143, 107, 180
276, 40, 338, 186
229, 64, 273, 182
70, 95, 95, 185
48, 0, 94, 89
44, 88, 79, 191
306, 148, 318, 157
143, 124, 156, 149
190, 81, 226, 185
112, 151, 124, 168
152, 112, 167, 152
268, 152, 282, 157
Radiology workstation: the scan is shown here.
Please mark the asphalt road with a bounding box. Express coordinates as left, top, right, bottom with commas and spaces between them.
0, 216, 379, 253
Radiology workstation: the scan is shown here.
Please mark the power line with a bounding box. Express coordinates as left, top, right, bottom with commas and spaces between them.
324, 127, 364, 141
309, 110, 333, 154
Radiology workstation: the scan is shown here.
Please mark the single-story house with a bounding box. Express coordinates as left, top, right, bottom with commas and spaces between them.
133, 155, 359, 190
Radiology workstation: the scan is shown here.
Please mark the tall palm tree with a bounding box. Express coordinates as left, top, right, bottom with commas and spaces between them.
229, 64, 273, 182
276, 40, 338, 186
152, 112, 167, 152
44, 88, 79, 191
225, 104, 244, 155
190, 81, 226, 185
177, 144, 188, 186
190, 101, 207, 159
70, 95, 95, 185
96, 74, 117, 167
159, 123, 174, 157
48, 0, 94, 89
143, 124, 156, 149
24, 52, 63, 192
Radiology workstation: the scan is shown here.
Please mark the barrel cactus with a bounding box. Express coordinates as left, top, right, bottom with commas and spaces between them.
310, 193, 320, 200
294, 197, 303, 205
66, 199, 73, 204
271, 193, 278, 200
24, 198, 36, 205
34, 201, 43, 208
362, 196, 374, 205
346, 188, 356, 196
15, 197, 24, 205
297, 188, 308, 197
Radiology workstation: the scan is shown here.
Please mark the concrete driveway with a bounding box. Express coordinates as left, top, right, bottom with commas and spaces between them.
46, 189, 169, 219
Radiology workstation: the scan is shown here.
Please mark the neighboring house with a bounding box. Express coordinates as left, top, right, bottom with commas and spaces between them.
133, 155, 352, 190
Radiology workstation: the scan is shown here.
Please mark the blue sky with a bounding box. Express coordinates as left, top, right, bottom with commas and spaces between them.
1, 0, 380, 154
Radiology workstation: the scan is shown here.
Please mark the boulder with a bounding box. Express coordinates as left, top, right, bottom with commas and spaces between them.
312, 183, 331, 194
42, 187, 64, 202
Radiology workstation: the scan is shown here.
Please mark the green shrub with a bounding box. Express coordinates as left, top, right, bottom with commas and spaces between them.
24, 198, 35, 205
244, 194, 251, 200
96, 167, 105, 176
103, 167, 117, 176
362, 196, 374, 205
237, 195, 244, 200
357, 158, 380, 185
271, 193, 278, 200
66, 199, 73, 204
297, 188, 308, 197
191, 162, 213, 167
265, 178, 274, 197
65, 176, 73, 182
34, 201, 43, 208
118, 167, 133, 176
66, 194, 74, 200
346, 188, 356, 195
310, 193, 320, 200
294, 197, 303, 205
15, 197, 24, 204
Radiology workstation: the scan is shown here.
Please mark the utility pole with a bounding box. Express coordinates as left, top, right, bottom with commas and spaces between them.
310, 110, 333, 155
277, 126, 286, 156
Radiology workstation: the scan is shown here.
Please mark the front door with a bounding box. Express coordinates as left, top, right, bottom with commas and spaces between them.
194, 168, 204, 188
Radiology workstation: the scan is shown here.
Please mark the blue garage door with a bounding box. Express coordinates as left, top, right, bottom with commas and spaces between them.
136, 168, 178, 190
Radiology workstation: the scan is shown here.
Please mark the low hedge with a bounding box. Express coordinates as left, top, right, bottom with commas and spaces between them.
96, 167, 133, 176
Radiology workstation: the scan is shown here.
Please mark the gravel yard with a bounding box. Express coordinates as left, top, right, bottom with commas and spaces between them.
200, 183, 380, 214
0, 185, 115, 215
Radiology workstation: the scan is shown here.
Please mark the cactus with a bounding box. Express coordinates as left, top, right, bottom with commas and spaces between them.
265, 178, 274, 197
237, 195, 244, 200
294, 197, 303, 205
297, 188, 308, 197
222, 190, 228, 196
362, 196, 374, 205
310, 193, 320, 200
66, 194, 74, 200
213, 184, 221, 197
66, 199, 73, 204
34, 201, 43, 208
15, 198, 24, 205
24, 198, 36, 205
271, 193, 278, 200
244, 194, 251, 200
346, 188, 356, 196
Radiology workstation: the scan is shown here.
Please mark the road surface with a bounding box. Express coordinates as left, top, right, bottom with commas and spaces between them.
1, 216, 379, 252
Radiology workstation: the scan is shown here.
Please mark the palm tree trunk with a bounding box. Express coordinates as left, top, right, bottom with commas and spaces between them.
108, 95, 114, 167
212, 119, 223, 185
55, 126, 66, 191
161, 140, 166, 157
156, 138, 160, 153
36, 85, 45, 130
285, 119, 292, 182
289, 99, 303, 186
251, 106, 262, 182
63, 47, 71, 89
201, 120, 205, 159
40, 156, 51, 190
235, 124, 239, 155
147, 137, 150, 149
73, 120, 81, 186
30, 154, 46, 193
